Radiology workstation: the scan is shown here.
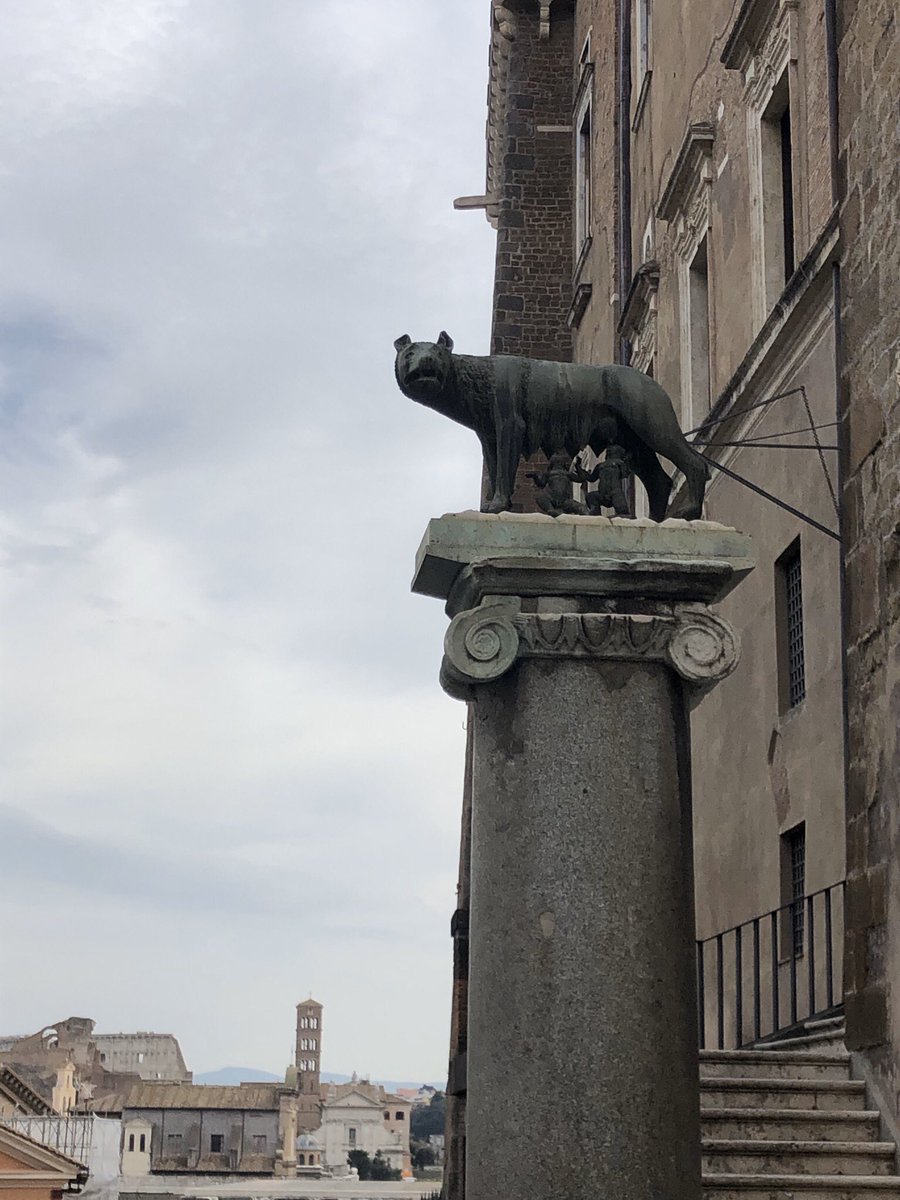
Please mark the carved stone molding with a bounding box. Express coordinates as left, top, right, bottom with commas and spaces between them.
722, 0, 799, 77
667, 612, 741, 684
440, 605, 741, 697
444, 604, 521, 686
618, 261, 660, 373
485, 5, 518, 223
741, 1, 798, 108
657, 123, 715, 224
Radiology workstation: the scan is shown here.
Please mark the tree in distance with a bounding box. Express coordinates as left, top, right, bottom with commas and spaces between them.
411, 1091, 446, 1141
347, 1149, 401, 1181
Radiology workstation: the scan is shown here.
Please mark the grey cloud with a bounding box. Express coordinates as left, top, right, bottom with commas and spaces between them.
0, 0, 489, 1077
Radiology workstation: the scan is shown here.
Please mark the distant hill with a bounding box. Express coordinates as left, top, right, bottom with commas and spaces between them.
194, 1066, 442, 1090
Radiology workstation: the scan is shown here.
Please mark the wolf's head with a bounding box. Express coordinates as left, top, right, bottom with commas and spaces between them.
393, 331, 454, 402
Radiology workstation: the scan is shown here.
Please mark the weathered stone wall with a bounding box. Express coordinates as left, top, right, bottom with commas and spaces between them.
571, 0, 619, 366
570, 0, 845, 974
838, 0, 900, 1120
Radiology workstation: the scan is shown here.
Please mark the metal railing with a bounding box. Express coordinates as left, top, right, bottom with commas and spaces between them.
697, 880, 845, 1050
0, 1114, 92, 1167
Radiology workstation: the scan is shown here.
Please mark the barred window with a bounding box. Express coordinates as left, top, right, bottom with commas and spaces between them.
777, 539, 806, 711
780, 823, 806, 958
784, 550, 805, 707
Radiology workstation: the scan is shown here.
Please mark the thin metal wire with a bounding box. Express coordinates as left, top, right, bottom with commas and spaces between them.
687, 385, 841, 518
697, 452, 841, 541
685, 386, 809, 436
693, 441, 839, 450
798, 384, 840, 516
738, 422, 839, 443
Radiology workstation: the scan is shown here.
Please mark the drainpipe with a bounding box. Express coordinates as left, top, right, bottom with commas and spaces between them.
825, 0, 840, 208
616, 0, 633, 365
823, 0, 851, 909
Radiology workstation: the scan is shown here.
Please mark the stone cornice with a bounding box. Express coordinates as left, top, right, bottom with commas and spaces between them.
721, 0, 798, 71
485, 2, 564, 222
567, 283, 593, 330
617, 260, 660, 340
657, 123, 715, 222
485, 4, 517, 219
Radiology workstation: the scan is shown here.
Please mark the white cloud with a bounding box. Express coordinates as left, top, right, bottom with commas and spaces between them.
0, 0, 495, 1079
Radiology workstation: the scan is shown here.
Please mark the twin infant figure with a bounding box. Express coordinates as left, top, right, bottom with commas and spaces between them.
526, 446, 631, 518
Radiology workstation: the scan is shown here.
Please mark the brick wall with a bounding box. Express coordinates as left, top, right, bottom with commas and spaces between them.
491, 8, 574, 360
839, 0, 900, 1120
489, 2, 575, 509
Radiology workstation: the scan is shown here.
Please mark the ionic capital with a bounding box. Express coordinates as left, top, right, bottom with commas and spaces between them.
440, 605, 740, 698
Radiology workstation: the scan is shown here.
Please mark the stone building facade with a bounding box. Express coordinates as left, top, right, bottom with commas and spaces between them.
837, 0, 900, 1134
96, 997, 411, 1183
114, 1082, 283, 1176
315, 1079, 411, 1178
0, 1019, 191, 1101
91, 1034, 190, 1083
446, 0, 897, 1191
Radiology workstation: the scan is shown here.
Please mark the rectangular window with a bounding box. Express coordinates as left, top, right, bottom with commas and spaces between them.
210, 1134, 225, 1153
348, 1128, 357, 1147
139, 1134, 146, 1153
780, 823, 806, 958
636, 0, 651, 84
252, 1135, 266, 1152
575, 98, 592, 249
166, 1133, 182, 1152
128, 1134, 135, 1152
776, 540, 806, 710
779, 106, 795, 279
760, 73, 795, 304
688, 235, 712, 424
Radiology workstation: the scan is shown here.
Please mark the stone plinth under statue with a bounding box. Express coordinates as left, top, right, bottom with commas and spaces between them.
413, 513, 754, 1200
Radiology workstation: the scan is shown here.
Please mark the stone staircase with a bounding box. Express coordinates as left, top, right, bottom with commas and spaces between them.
701, 1022, 900, 1199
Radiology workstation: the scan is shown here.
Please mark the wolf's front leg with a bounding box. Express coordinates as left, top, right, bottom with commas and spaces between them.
484, 417, 523, 513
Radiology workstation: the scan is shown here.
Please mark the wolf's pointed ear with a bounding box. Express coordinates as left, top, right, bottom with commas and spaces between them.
394, 334, 412, 352
437, 331, 454, 351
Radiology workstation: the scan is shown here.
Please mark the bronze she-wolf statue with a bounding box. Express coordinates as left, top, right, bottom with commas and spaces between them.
394, 332, 710, 521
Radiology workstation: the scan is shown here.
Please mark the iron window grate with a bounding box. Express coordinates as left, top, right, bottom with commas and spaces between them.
785, 550, 806, 707
789, 824, 806, 957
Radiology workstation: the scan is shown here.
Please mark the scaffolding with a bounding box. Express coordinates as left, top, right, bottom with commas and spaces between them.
0, 1113, 92, 1168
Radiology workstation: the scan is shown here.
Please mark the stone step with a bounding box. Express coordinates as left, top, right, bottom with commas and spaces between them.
703, 1109, 882, 1143
701, 1079, 868, 1111
806, 1017, 849, 1036
703, 1141, 897, 1176
701, 1050, 852, 1081
703, 1175, 900, 1200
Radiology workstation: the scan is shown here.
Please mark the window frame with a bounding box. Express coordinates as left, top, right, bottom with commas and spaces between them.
779, 821, 806, 960
775, 537, 806, 713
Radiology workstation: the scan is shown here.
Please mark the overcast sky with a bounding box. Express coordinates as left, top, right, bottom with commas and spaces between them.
0, 0, 497, 1082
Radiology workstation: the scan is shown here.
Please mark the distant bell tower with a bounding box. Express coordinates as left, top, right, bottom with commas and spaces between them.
295, 998, 323, 1095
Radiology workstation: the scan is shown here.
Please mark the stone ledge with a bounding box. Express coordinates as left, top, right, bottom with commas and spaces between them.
412, 512, 754, 608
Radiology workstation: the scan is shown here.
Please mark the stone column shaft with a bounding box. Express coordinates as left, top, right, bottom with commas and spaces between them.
468, 657, 698, 1197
